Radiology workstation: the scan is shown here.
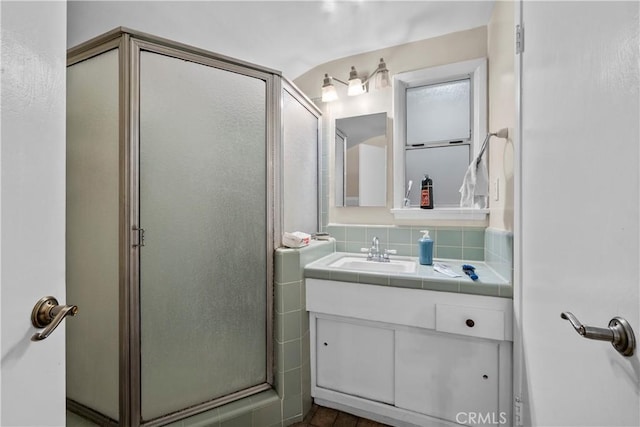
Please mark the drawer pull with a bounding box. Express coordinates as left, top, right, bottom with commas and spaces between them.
466, 319, 475, 328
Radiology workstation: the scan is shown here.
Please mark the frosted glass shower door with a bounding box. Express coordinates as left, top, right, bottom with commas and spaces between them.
138, 51, 268, 421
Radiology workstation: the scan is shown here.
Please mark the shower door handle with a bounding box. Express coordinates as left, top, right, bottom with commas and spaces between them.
560, 312, 635, 357
31, 296, 78, 341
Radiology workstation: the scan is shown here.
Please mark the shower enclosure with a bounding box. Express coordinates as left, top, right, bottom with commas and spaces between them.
66, 28, 320, 426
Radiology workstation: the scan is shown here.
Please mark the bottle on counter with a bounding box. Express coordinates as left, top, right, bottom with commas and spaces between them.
420, 174, 433, 209
418, 230, 433, 265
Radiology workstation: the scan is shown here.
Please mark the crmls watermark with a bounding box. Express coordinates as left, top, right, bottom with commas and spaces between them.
455, 412, 509, 425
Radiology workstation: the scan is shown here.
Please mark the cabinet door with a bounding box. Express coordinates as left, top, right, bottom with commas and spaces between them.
396, 330, 501, 426
316, 318, 394, 404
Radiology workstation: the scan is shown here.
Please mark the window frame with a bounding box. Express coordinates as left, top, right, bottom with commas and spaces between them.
392, 58, 487, 213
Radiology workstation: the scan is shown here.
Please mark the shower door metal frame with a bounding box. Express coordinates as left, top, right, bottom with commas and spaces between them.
280, 77, 323, 238
66, 28, 279, 427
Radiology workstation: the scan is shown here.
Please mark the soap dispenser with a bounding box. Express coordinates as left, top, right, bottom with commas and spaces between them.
418, 230, 433, 265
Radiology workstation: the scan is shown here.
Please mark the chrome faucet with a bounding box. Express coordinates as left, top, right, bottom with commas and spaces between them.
369, 237, 380, 260
364, 236, 397, 262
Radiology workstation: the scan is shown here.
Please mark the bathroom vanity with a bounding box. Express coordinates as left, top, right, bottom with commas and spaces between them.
304, 253, 512, 427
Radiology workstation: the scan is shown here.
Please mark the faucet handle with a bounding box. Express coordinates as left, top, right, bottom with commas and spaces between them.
382, 249, 397, 262
360, 248, 370, 253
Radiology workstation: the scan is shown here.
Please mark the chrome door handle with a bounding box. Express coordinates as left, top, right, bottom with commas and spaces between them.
31, 296, 78, 341
561, 312, 635, 357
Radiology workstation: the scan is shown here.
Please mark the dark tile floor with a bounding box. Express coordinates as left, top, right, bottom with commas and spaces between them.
291, 404, 390, 427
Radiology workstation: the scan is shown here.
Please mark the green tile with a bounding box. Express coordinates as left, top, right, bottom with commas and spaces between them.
183, 407, 220, 426
345, 241, 366, 253
387, 243, 412, 257
388, 227, 412, 245
252, 401, 281, 427
330, 270, 358, 282
345, 226, 367, 243
301, 332, 310, 365
221, 413, 252, 427
283, 367, 301, 396
304, 268, 331, 280
283, 394, 302, 419
274, 372, 284, 395
281, 282, 302, 313
283, 311, 301, 342
326, 225, 345, 241
250, 390, 280, 407
422, 279, 459, 293
276, 342, 285, 373
436, 229, 462, 247
301, 362, 311, 395
389, 276, 421, 289
459, 281, 500, 297
498, 284, 514, 298
463, 229, 485, 248
335, 241, 347, 252
300, 242, 334, 267
366, 227, 388, 246
357, 273, 389, 286
283, 339, 301, 371
218, 397, 254, 420
275, 251, 300, 284
462, 247, 485, 261
436, 246, 463, 260
275, 312, 284, 343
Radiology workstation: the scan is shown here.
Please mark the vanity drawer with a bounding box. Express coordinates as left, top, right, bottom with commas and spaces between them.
435, 304, 505, 341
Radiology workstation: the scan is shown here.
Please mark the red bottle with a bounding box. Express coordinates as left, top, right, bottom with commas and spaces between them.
420, 174, 433, 209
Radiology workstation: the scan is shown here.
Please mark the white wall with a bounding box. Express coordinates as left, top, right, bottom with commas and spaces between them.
295, 26, 491, 227
1, 1, 67, 425
488, 0, 515, 232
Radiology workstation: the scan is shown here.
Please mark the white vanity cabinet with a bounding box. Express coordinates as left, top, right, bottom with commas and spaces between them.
316, 318, 395, 404
306, 279, 513, 427
395, 331, 502, 423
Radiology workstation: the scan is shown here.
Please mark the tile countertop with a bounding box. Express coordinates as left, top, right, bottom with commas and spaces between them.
304, 252, 512, 298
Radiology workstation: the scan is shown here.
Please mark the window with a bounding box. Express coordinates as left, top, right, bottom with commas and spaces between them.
405, 77, 472, 206
392, 58, 487, 216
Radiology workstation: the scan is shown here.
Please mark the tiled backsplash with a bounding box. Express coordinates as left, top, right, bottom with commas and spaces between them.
485, 227, 513, 282
326, 224, 486, 261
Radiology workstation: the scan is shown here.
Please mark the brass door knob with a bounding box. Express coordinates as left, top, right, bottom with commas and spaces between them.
31, 296, 78, 341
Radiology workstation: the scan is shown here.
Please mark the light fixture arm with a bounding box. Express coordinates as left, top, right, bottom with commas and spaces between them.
321, 58, 390, 102
330, 77, 349, 86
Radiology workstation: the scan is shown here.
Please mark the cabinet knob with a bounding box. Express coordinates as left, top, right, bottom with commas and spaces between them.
465, 319, 475, 328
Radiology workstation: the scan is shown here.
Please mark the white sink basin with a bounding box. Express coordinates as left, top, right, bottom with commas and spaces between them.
328, 256, 417, 274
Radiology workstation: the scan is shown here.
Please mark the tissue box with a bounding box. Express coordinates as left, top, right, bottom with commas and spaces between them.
283, 231, 311, 248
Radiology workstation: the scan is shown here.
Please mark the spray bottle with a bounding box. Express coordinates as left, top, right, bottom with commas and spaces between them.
418, 230, 433, 265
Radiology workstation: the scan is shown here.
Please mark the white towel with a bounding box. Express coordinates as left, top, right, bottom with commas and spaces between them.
459, 154, 489, 208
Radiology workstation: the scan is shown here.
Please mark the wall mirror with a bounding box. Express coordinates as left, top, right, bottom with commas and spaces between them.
335, 112, 387, 207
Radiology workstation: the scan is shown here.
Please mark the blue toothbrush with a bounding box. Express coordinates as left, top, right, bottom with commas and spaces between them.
462, 264, 478, 281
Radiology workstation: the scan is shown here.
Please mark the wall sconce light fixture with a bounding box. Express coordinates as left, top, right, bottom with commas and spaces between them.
321, 58, 390, 102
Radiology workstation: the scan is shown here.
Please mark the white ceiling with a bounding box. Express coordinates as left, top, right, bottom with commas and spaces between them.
67, 1, 495, 79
